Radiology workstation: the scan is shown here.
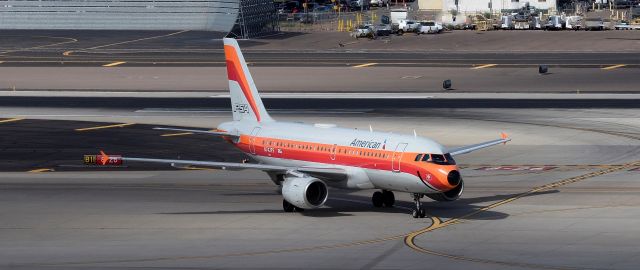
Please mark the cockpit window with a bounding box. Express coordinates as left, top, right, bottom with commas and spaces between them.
444, 153, 456, 165
415, 154, 423, 161
431, 154, 446, 164
421, 153, 456, 165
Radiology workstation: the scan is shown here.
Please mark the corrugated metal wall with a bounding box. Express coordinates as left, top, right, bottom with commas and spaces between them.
0, 0, 239, 32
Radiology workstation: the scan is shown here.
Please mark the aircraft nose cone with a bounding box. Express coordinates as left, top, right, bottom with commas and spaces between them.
447, 170, 461, 186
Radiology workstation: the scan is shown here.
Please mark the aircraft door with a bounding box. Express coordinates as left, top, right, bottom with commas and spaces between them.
249, 127, 261, 154
391, 143, 408, 172
330, 144, 337, 160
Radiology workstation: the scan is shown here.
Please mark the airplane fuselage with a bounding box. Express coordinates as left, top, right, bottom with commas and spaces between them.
218, 120, 460, 194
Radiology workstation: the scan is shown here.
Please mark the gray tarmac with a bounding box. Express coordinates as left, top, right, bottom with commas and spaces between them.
1, 107, 639, 269
1, 66, 640, 93
1, 28, 639, 270
0, 30, 639, 67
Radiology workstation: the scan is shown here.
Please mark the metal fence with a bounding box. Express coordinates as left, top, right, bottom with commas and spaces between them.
278, 10, 387, 32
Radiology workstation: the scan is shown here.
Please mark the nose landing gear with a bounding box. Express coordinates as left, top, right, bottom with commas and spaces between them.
412, 193, 427, 218
372, 190, 395, 208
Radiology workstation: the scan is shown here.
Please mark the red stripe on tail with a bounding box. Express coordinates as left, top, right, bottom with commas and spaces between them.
224, 45, 261, 122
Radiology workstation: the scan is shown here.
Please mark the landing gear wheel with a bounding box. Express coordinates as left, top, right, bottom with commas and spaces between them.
372, 191, 384, 207
382, 190, 395, 207
411, 193, 426, 218
283, 199, 295, 212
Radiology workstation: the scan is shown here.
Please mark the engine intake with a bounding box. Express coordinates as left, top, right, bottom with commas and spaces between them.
426, 179, 464, 202
282, 177, 328, 209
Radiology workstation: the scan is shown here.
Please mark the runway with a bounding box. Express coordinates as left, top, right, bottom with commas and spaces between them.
1, 106, 639, 269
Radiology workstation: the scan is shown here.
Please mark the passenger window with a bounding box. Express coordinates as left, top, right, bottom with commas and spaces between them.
421, 154, 430, 161
415, 154, 423, 161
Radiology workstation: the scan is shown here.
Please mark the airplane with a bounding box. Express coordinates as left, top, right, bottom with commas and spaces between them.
112, 38, 511, 218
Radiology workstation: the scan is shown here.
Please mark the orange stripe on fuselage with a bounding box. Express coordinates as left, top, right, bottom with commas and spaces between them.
233, 135, 457, 192
224, 45, 261, 122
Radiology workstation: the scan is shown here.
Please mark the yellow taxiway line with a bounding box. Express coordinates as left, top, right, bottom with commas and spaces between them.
28, 168, 54, 173
352, 63, 378, 68
471, 64, 497, 69
102, 61, 126, 67
602, 64, 626, 70
63, 51, 73, 56
161, 132, 194, 137
75, 123, 135, 131
0, 118, 24, 123
86, 30, 189, 50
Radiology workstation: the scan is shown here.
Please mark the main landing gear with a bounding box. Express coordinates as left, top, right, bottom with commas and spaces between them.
372, 190, 395, 208
282, 199, 304, 213
412, 193, 427, 219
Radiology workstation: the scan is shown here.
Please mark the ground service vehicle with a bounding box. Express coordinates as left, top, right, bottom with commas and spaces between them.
565, 16, 583, 30
585, 18, 605, 30
397, 19, 420, 34
370, 0, 388, 7
375, 24, 392, 36
352, 24, 376, 38
416, 21, 443, 34
501, 15, 515, 29
545, 16, 565, 30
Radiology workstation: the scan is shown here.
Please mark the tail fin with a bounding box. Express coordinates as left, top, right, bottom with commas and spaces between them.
223, 38, 273, 123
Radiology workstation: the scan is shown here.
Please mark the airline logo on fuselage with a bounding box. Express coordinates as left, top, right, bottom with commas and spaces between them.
350, 138, 383, 149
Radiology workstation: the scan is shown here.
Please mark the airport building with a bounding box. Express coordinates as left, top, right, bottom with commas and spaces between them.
0, 0, 278, 38
420, 0, 557, 22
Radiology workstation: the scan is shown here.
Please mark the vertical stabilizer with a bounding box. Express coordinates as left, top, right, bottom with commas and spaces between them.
223, 38, 273, 122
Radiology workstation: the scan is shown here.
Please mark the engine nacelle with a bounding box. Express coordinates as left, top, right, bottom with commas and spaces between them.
426, 179, 464, 202
282, 177, 328, 209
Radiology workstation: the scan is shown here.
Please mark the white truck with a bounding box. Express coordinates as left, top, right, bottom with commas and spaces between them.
416, 21, 443, 34
370, 0, 388, 7
389, 9, 408, 34
390, 9, 407, 25
397, 19, 420, 34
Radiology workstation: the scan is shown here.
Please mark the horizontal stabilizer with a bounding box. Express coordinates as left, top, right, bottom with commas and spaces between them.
154, 127, 239, 138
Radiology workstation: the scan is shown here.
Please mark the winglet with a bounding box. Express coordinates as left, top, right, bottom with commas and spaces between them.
500, 132, 510, 144
99, 150, 109, 165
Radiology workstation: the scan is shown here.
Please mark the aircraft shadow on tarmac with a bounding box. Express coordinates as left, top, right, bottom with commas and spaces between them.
158, 189, 559, 219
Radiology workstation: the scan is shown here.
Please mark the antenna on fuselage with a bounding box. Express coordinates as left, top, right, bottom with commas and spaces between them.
413, 129, 417, 138
369, 125, 373, 132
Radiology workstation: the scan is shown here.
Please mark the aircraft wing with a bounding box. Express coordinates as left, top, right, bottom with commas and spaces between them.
154, 127, 239, 139
113, 153, 347, 181
448, 133, 511, 156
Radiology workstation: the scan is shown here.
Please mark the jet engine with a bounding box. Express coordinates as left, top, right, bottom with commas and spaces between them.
282, 177, 329, 209
426, 178, 464, 202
